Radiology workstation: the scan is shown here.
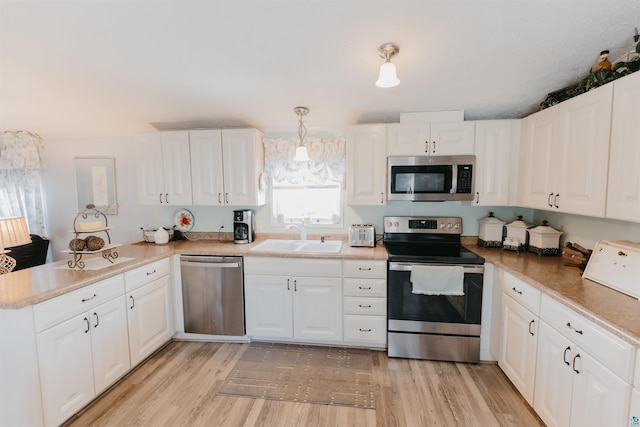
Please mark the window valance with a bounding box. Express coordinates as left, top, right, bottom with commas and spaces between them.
0, 131, 46, 170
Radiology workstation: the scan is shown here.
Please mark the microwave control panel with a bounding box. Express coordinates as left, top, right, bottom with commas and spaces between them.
456, 165, 473, 193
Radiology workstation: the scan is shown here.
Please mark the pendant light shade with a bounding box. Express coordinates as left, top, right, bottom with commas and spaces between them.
293, 106, 310, 162
375, 43, 400, 88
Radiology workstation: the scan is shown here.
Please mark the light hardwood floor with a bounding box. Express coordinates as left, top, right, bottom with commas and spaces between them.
65, 341, 544, 427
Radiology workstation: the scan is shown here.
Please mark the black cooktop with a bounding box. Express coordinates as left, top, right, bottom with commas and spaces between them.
384, 242, 485, 265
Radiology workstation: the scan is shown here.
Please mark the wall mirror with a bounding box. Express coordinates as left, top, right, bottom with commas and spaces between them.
74, 157, 118, 214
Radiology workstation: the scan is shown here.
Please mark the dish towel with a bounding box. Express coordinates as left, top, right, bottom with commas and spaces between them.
410, 265, 465, 296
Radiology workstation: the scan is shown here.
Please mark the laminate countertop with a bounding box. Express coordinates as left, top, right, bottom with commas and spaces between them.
0, 236, 386, 310
469, 244, 640, 347
1, 237, 638, 348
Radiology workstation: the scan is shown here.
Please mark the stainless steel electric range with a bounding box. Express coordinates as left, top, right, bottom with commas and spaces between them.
383, 216, 485, 363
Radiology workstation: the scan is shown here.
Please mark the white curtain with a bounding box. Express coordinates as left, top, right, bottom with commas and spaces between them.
263, 135, 346, 185
0, 131, 47, 235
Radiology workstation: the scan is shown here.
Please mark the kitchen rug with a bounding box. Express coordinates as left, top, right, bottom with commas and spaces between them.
217, 342, 375, 409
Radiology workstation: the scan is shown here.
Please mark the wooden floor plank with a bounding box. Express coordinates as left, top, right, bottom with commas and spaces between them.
65, 342, 544, 427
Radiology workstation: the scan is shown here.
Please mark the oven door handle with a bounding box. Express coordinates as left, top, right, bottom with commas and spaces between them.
388, 262, 484, 274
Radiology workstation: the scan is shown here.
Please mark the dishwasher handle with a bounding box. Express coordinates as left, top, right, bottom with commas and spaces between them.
181, 261, 241, 269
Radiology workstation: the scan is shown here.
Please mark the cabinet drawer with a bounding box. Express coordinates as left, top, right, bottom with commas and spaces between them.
34, 275, 125, 332
540, 294, 635, 381
244, 257, 342, 277
343, 278, 386, 297
502, 271, 541, 314
344, 297, 386, 316
343, 260, 386, 278
344, 315, 386, 344
124, 258, 170, 292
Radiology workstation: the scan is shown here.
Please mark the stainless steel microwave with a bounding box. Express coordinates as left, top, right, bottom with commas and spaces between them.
387, 155, 476, 201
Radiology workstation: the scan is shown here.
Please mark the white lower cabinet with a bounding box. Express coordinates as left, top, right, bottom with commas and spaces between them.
533, 295, 633, 427
34, 275, 130, 427
244, 257, 343, 342
342, 260, 387, 347
125, 259, 175, 367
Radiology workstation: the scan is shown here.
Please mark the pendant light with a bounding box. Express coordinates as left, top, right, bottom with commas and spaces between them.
375, 43, 400, 88
293, 106, 310, 162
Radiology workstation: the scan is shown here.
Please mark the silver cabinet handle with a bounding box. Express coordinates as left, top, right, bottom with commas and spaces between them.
424, 141, 429, 153
359, 304, 372, 308
218, 193, 222, 204
359, 267, 372, 271
93, 312, 99, 328
512, 287, 522, 295
83, 317, 90, 333
475, 192, 480, 204
294, 279, 297, 292
528, 319, 535, 336
225, 193, 229, 204
548, 193, 554, 207
129, 295, 135, 309
358, 286, 372, 290
159, 193, 163, 204
287, 278, 290, 291
432, 141, 436, 154
165, 193, 169, 204
146, 269, 156, 276
81, 293, 97, 303
359, 328, 372, 332
380, 192, 384, 204
554, 193, 559, 208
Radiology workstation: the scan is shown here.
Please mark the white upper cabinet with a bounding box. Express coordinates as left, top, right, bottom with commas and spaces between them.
346, 124, 387, 206
386, 122, 475, 156
472, 120, 520, 206
607, 72, 640, 222
519, 83, 613, 217
190, 128, 265, 206
136, 131, 192, 205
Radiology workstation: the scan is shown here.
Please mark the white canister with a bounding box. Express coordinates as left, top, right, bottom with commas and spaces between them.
527, 221, 563, 256
504, 215, 531, 252
154, 227, 170, 245
478, 212, 505, 248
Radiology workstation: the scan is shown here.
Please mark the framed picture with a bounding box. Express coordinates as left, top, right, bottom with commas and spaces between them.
74, 157, 118, 214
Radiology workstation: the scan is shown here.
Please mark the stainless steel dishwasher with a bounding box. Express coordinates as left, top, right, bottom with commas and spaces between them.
180, 255, 245, 336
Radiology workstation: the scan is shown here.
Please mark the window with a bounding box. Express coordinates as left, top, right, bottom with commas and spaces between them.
263, 134, 346, 228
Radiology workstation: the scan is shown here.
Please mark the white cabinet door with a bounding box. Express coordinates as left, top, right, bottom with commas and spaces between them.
190, 129, 225, 205
569, 349, 630, 427
126, 275, 174, 367
519, 107, 558, 210
90, 296, 130, 394
386, 123, 430, 155
346, 124, 387, 205
136, 133, 165, 205
244, 274, 293, 338
37, 313, 95, 427
473, 120, 516, 206
429, 122, 475, 155
534, 321, 574, 427
555, 84, 612, 217
386, 122, 474, 156
160, 131, 192, 206
222, 129, 265, 206
293, 276, 342, 341
607, 72, 640, 222
499, 294, 538, 404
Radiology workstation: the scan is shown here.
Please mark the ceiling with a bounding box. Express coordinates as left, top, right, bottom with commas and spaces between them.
1, 1, 639, 137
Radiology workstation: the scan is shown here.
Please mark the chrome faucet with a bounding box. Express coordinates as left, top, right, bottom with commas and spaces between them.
285, 223, 307, 240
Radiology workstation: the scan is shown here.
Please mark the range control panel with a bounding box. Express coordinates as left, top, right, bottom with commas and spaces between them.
384, 216, 462, 235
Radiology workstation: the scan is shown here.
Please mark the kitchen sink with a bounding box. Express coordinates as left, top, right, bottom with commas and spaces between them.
250, 239, 343, 254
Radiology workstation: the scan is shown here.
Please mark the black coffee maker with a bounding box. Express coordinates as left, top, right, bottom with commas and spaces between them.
233, 210, 255, 244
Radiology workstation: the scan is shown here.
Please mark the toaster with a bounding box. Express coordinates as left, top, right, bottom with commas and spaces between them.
348, 224, 376, 247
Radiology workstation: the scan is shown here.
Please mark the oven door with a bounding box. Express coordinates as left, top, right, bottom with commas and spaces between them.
387, 262, 484, 329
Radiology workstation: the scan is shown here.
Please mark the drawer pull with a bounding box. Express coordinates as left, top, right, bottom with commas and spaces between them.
358, 286, 372, 290
146, 269, 157, 276
359, 304, 372, 308
81, 293, 97, 302
618, 251, 628, 256
563, 346, 571, 365
528, 319, 535, 336
83, 317, 90, 333
566, 322, 583, 335
358, 267, 372, 271
359, 328, 372, 332
93, 312, 99, 328
512, 287, 522, 295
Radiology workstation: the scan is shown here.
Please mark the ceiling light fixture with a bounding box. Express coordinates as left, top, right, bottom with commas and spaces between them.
375, 43, 400, 88
293, 106, 310, 162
